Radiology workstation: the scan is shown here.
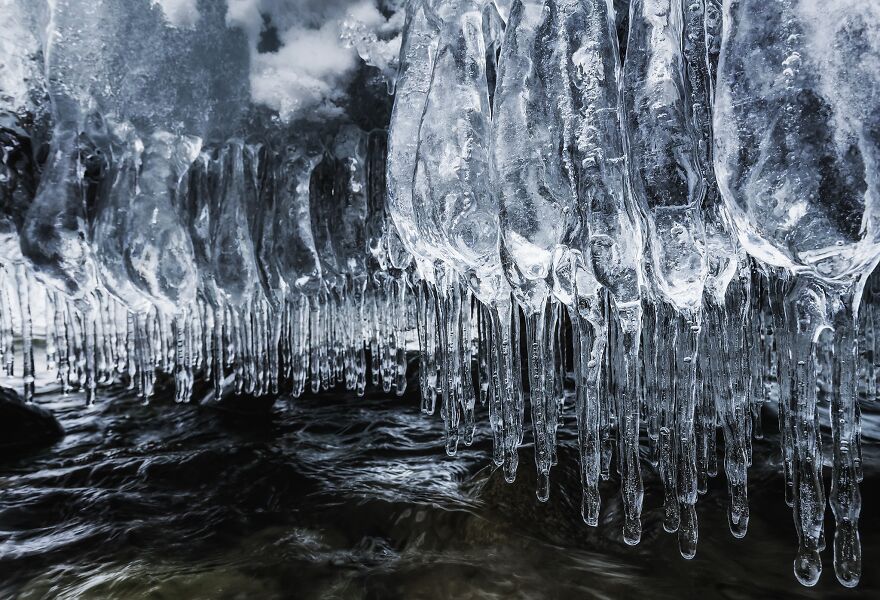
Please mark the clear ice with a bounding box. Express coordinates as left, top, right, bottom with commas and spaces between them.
0, 0, 878, 589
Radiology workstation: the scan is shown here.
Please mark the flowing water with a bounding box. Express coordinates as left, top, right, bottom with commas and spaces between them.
1, 372, 877, 599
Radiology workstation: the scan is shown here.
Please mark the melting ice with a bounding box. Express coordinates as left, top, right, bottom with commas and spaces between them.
0, 0, 879, 589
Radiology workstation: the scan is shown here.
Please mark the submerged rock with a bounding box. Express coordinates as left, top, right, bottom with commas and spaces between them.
0, 386, 64, 451
197, 374, 278, 415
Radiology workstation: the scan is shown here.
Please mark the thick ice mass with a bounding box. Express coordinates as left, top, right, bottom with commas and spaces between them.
0, 0, 878, 590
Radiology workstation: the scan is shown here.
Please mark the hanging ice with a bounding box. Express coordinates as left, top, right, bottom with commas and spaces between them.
0, 0, 876, 590
714, 0, 880, 587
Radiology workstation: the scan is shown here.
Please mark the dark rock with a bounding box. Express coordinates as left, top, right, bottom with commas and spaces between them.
197, 374, 278, 415
0, 386, 64, 452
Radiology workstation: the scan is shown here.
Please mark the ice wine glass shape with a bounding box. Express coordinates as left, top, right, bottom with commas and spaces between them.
209, 140, 263, 396
312, 127, 371, 393
331, 127, 370, 289
682, 0, 748, 539
20, 0, 120, 403
250, 144, 284, 396
414, 0, 501, 299
388, 0, 504, 458
493, 0, 589, 500
176, 153, 219, 393
714, 0, 880, 587
0, 121, 39, 401
28, 0, 249, 401
413, 0, 514, 452
92, 126, 203, 400
386, 0, 445, 281
335, 128, 384, 395
20, 0, 102, 302
108, 3, 247, 402
0, 0, 48, 402
308, 150, 348, 393
273, 146, 323, 397
364, 133, 409, 399
387, 0, 461, 438
561, 0, 645, 544
622, 0, 708, 558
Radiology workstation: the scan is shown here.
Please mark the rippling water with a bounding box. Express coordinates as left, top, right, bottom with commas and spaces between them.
1, 373, 877, 599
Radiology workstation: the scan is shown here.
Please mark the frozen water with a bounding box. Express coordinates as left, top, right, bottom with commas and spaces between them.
0, 0, 877, 590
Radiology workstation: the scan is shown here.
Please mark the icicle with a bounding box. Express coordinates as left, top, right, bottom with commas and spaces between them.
293, 295, 309, 398
58, 296, 72, 392
695, 338, 711, 496
232, 306, 244, 395
554, 303, 566, 425
109, 298, 122, 378
749, 267, 766, 439
598, 296, 615, 483
524, 296, 552, 502
192, 300, 203, 375
483, 303, 503, 467
614, 301, 644, 545
643, 300, 660, 467
781, 279, 826, 586
173, 310, 193, 402
78, 301, 97, 404
394, 277, 408, 396
672, 309, 701, 560
491, 298, 520, 482
93, 293, 108, 385
828, 288, 862, 588
319, 294, 332, 391
267, 298, 280, 395
569, 300, 603, 526
45, 288, 58, 373
14, 264, 34, 401
436, 276, 461, 455
241, 302, 255, 394
280, 298, 291, 381
2, 273, 15, 377
543, 300, 560, 467
654, 303, 679, 534
416, 281, 438, 414
459, 284, 476, 445
212, 303, 223, 400
371, 291, 381, 388
511, 303, 525, 448
125, 310, 136, 389
726, 280, 750, 537
382, 280, 394, 393
478, 303, 490, 409
309, 296, 320, 394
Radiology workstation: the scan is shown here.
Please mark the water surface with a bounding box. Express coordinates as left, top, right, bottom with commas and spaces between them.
1, 379, 877, 599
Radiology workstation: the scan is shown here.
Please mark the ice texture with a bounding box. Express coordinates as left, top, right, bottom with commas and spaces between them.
714, 0, 880, 587
0, 0, 876, 590
715, 0, 880, 285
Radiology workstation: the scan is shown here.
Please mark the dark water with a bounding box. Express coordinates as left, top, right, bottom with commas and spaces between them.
1, 377, 877, 599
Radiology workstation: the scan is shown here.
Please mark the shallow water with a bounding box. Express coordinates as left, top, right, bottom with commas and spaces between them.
0, 376, 877, 599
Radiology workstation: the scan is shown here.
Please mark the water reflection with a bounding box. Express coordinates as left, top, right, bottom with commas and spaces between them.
0, 379, 877, 599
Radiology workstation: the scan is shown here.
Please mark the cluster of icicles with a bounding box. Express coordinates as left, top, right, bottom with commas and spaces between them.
381, 0, 879, 590
0, 125, 415, 405
0, 0, 878, 590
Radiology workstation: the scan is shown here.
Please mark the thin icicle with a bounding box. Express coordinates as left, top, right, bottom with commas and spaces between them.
14, 264, 34, 401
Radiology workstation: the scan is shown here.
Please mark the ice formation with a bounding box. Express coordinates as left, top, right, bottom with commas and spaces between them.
0, 0, 878, 588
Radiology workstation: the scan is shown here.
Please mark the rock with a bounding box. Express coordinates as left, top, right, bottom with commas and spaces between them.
197, 374, 278, 415
0, 386, 64, 451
